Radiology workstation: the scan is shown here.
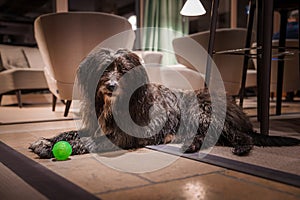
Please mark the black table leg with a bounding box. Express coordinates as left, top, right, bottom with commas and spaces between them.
298, 4, 300, 87
205, 0, 220, 87
256, 0, 263, 122
276, 10, 288, 115
260, 0, 274, 135
239, 0, 256, 107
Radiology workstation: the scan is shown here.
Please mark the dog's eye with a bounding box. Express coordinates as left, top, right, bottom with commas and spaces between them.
104, 67, 111, 72
117, 64, 124, 70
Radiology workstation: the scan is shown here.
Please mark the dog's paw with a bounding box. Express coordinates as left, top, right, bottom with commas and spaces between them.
68, 139, 90, 155
29, 138, 50, 151
232, 145, 252, 156
181, 135, 204, 153
29, 138, 53, 158
181, 143, 199, 153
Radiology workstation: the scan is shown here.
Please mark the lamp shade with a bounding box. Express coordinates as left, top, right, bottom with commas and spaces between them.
180, 0, 206, 16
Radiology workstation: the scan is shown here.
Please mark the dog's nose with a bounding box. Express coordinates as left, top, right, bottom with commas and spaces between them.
106, 82, 117, 92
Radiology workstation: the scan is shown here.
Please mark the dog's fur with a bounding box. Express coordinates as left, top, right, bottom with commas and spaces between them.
29, 48, 300, 158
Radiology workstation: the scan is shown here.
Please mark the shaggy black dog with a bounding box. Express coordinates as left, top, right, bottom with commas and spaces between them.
29, 48, 300, 158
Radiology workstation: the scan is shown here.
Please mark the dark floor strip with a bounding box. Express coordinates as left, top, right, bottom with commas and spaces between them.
0, 141, 99, 200
147, 145, 300, 188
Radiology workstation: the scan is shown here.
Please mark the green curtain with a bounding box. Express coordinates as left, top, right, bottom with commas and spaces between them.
141, 0, 189, 64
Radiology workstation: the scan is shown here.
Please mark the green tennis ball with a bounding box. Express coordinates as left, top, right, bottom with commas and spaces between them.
52, 141, 72, 161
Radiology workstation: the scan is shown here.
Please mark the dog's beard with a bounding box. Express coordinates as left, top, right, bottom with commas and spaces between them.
98, 93, 115, 135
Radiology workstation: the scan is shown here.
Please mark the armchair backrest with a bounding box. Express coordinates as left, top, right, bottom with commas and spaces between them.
173, 28, 248, 95
34, 12, 135, 100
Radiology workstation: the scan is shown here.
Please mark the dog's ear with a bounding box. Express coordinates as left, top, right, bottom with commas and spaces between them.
116, 49, 150, 84
95, 82, 104, 119
116, 49, 144, 68
125, 52, 144, 67
77, 48, 114, 90
76, 48, 115, 134
128, 52, 150, 84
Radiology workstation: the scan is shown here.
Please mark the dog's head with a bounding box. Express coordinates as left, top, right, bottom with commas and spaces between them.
77, 48, 149, 135
96, 49, 148, 103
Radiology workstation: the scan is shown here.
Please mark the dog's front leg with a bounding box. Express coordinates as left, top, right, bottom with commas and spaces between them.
82, 135, 122, 153
181, 135, 205, 153
29, 130, 89, 158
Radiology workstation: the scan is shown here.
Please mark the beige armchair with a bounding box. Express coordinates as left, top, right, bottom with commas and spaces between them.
251, 39, 300, 96
145, 65, 205, 90
133, 51, 163, 65
34, 12, 135, 116
133, 50, 204, 90
0, 44, 48, 107
173, 28, 254, 96
269, 39, 300, 95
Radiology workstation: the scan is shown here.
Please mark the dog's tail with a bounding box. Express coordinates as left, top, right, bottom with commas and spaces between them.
249, 132, 300, 147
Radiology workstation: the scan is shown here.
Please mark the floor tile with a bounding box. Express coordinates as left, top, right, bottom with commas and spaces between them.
39, 155, 150, 194
99, 173, 300, 200
222, 170, 300, 196
138, 156, 224, 182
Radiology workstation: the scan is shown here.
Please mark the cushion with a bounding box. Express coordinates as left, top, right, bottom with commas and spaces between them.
23, 47, 45, 69
0, 47, 29, 69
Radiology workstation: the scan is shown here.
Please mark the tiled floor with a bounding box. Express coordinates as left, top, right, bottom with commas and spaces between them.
0, 93, 300, 199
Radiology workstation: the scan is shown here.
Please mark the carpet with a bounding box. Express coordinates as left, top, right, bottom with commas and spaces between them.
147, 115, 300, 187
147, 144, 300, 187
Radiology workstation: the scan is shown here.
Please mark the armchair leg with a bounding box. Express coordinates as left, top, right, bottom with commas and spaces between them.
0, 94, 2, 105
16, 90, 22, 108
52, 94, 57, 111
64, 100, 72, 117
